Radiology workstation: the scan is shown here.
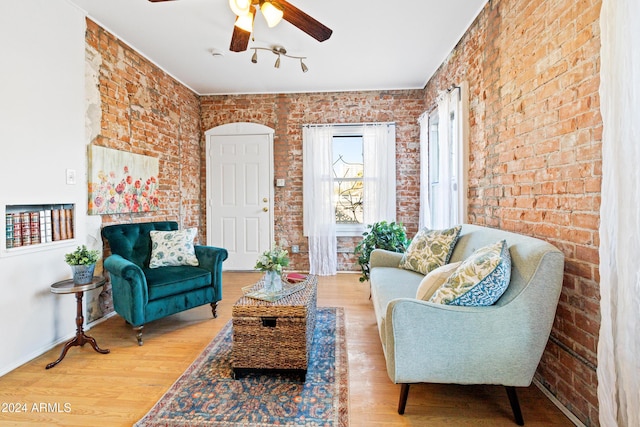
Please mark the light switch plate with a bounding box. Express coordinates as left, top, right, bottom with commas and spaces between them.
66, 169, 76, 185
276, 178, 285, 187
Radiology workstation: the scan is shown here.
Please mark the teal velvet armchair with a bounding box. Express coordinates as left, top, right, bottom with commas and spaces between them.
101, 221, 228, 345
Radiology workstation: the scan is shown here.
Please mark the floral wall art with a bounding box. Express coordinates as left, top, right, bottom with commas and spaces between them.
88, 145, 160, 215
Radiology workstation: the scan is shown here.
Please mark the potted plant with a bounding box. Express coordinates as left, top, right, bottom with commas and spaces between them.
255, 245, 290, 292
354, 221, 409, 282
65, 245, 100, 285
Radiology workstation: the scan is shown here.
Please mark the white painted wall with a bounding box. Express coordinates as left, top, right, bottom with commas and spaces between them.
0, 0, 89, 375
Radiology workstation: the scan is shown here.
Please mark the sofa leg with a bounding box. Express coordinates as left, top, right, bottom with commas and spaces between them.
133, 325, 144, 346
210, 302, 218, 318
505, 386, 524, 426
398, 383, 410, 415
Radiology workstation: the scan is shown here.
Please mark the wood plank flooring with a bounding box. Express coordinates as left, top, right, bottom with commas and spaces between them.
0, 272, 575, 426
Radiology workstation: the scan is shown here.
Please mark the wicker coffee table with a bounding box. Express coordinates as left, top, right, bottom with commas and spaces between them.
231, 274, 318, 379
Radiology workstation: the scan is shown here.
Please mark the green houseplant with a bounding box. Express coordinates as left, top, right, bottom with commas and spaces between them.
65, 245, 100, 285
354, 221, 409, 282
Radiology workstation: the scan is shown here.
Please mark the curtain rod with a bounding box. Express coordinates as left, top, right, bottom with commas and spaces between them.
302, 122, 395, 128
420, 84, 462, 120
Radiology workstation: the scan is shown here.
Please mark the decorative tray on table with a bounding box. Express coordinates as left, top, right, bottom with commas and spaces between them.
242, 273, 309, 302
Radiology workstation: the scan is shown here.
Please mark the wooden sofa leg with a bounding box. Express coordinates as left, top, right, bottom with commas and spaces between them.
210, 302, 218, 318
398, 383, 410, 415
133, 325, 144, 346
505, 386, 524, 426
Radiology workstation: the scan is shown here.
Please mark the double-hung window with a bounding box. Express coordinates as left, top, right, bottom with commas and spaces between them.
303, 123, 396, 238
333, 133, 365, 235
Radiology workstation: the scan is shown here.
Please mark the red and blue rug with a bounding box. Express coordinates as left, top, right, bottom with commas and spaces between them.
135, 307, 349, 427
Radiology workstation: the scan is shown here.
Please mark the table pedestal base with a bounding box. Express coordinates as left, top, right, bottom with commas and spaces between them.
46, 291, 110, 369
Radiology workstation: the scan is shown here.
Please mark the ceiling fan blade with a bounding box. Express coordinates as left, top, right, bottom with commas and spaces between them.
229, 26, 251, 52
279, 0, 332, 42
148, 0, 176, 2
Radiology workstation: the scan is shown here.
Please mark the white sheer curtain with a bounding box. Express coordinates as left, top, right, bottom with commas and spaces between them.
363, 123, 396, 225
428, 90, 457, 229
418, 112, 431, 229
302, 125, 337, 276
597, 1, 640, 426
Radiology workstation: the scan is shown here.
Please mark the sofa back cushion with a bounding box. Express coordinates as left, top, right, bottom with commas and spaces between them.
101, 221, 178, 268
449, 224, 563, 307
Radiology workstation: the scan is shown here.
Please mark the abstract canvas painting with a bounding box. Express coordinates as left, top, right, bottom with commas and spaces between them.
88, 145, 160, 215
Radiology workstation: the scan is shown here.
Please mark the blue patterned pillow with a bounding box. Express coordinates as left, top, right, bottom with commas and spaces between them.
429, 240, 511, 306
149, 228, 199, 268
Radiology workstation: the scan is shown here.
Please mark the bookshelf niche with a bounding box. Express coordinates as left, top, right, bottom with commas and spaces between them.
4, 204, 76, 253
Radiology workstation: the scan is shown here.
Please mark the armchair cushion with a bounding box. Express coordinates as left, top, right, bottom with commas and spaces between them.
399, 226, 461, 275
149, 228, 199, 268
144, 265, 211, 300
430, 239, 512, 306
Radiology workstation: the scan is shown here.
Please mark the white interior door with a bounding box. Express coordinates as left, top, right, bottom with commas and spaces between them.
206, 123, 273, 270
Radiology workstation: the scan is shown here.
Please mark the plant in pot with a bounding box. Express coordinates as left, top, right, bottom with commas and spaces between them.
354, 221, 409, 282
255, 244, 290, 293
65, 245, 100, 285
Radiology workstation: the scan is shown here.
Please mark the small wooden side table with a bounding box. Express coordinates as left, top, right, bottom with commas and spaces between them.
45, 276, 110, 369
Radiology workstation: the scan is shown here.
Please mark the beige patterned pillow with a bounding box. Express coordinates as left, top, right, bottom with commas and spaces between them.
399, 226, 462, 275
149, 228, 199, 268
415, 261, 462, 300
429, 240, 511, 306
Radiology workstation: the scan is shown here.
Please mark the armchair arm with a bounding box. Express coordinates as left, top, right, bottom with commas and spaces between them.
195, 245, 229, 301
370, 249, 404, 269
103, 254, 148, 325
383, 297, 543, 387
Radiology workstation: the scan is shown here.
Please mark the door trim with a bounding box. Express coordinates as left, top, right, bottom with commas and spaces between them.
205, 122, 275, 268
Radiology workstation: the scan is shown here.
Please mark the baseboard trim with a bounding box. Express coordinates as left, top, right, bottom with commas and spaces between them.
533, 378, 586, 427
0, 311, 117, 378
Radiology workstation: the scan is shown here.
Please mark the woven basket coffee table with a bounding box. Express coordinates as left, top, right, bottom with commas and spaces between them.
231, 274, 318, 379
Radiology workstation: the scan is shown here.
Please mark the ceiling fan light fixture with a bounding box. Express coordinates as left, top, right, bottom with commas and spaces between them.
229, 0, 251, 16
274, 54, 281, 68
300, 59, 308, 73
260, 1, 284, 28
234, 8, 255, 33
251, 49, 258, 63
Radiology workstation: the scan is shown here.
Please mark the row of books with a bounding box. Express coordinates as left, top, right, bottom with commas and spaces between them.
5, 208, 74, 249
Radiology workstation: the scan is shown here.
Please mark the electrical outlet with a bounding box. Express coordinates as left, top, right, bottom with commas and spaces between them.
66, 169, 76, 185
291, 245, 300, 253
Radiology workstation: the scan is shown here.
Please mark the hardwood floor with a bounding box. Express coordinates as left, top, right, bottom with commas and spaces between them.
0, 272, 575, 426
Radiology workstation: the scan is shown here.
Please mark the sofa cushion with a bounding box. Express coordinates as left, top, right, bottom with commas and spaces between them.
149, 228, 199, 268
145, 266, 212, 301
430, 240, 511, 306
399, 226, 461, 275
415, 261, 462, 300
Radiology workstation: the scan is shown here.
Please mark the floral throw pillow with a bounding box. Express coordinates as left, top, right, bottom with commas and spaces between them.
399, 226, 462, 275
149, 228, 199, 269
429, 240, 511, 306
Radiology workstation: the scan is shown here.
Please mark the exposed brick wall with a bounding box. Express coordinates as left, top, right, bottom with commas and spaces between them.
201, 90, 425, 271
85, 19, 202, 240
423, 0, 602, 424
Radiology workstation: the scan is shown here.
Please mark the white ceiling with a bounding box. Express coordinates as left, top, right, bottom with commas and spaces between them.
67, 0, 488, 95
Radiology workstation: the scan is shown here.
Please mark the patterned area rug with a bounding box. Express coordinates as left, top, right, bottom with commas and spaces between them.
135, 307, 348, 427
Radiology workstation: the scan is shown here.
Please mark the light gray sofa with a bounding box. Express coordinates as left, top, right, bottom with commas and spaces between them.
369, 224, 565, 425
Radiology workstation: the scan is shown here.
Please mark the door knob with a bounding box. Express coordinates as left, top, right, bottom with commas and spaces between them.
263, 207, 268, 212
263, 198, 268, 202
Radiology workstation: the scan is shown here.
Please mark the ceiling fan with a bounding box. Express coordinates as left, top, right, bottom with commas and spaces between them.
148, 0, 333, 53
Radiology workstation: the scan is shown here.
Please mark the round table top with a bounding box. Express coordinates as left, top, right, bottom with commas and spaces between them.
50, 276, 107, 294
